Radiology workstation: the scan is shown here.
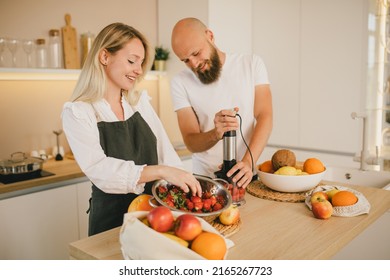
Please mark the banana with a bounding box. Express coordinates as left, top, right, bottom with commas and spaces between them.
161, 233, 189, 247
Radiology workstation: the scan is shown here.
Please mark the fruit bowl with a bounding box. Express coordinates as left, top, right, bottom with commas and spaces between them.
151, 175, 232, 223
257, 168, 326, 193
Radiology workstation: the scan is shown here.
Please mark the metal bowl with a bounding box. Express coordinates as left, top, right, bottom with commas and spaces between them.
151, 175, 232, 223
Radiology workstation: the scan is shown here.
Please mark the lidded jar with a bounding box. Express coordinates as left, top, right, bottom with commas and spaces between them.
48, 29, 62, 68
35, 38, 47, 68
81, 32, 94, 67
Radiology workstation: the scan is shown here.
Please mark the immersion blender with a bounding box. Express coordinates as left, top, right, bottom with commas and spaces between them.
214, 130, 238, 181
214, 114, 246, 206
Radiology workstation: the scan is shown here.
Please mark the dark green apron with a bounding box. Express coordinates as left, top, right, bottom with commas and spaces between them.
88, 111, 158, 236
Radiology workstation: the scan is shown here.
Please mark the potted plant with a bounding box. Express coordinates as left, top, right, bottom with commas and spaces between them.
154, 45, 170, 71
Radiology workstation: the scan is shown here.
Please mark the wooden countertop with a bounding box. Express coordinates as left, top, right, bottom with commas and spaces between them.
69, 181, 390, 260
0, 157, 85, 196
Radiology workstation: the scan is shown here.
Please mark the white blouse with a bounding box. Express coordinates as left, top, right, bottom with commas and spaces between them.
61, 90, 183, 194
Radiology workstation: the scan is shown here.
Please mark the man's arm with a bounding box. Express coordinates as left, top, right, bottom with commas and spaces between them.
176, 107, 238, 153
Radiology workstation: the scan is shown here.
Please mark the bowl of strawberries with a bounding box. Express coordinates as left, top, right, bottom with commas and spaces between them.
151, 175, 232, 223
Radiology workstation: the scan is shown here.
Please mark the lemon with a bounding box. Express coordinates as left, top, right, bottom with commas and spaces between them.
274, 166, 298, 175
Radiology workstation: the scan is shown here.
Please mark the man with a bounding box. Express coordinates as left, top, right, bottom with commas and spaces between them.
170, 17, 272, 189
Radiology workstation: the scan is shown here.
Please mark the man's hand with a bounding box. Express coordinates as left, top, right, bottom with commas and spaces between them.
226, 160, 253, 189
213, 107, 239, 140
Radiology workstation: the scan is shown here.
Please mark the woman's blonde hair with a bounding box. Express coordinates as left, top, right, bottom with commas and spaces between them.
70, 23, 151, 105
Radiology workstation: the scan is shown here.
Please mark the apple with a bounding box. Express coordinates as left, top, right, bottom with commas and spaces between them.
311, 198, 333, 219
219, 204, 240, 225
147, 206, 174, 232
310, 191, 328, 204
174, 214, 202, 241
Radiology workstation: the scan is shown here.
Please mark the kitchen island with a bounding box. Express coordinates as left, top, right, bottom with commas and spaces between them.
69, 181, 390, 260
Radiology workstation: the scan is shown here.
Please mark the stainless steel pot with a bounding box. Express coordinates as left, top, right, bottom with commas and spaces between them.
0, 152, 44, 175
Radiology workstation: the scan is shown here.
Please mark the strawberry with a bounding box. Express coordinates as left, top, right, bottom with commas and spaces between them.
186, 200, 194, 211
213, 202, 222, 211
194, 201, 203, 211
203, 198, 212, 211
191, 196, 202, 203
210, 196, 217, 206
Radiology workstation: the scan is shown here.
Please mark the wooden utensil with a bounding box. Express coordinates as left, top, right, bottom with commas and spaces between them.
62, 14, 80, 69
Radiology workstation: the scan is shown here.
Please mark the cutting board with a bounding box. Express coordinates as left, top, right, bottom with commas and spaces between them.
62, 14, 80, 69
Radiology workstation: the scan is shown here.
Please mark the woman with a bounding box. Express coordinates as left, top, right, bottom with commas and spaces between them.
62, 23, 201, 236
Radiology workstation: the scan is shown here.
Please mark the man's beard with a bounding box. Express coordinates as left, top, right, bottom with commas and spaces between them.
194, 46, 221, 84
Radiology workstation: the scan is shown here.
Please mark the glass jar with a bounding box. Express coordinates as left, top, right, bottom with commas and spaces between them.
81, 32, 94, 67
48, 29, 62, 68
35, 38, 47, 68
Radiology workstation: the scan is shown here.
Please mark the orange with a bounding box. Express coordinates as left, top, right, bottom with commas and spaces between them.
303, 158, 325, 174
259, 160, 274, 173
128, 194, 154, 212
331, 190, 358, 206
191, 232, 227, 260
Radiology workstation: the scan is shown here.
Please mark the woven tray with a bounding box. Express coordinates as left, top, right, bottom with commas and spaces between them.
210, 218, 242, 237
247, 180, 313, 203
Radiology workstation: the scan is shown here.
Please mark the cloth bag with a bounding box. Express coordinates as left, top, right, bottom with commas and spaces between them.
305, 185, 371, 217
119, 211, 234, 260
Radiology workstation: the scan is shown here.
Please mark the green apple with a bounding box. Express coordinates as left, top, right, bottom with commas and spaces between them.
326, 188, 340, 202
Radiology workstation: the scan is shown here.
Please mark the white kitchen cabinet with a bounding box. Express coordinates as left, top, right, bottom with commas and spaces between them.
0, 185, 79, 259
0, 179, 91, 259
253, 0, 366, 155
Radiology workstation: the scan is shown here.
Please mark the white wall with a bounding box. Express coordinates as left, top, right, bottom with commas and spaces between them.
208, 0, 253, 54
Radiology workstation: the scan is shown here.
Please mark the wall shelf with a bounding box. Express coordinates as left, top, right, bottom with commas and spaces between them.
0, 68, 165, 81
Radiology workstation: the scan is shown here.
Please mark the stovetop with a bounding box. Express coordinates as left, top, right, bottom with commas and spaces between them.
0, 170, 55, 184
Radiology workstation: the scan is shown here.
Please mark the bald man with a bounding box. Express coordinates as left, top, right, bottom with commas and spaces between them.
170, 17, 273, 189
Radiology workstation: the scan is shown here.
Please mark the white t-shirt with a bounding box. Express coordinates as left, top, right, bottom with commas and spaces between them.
62, 90, 182, 194
171, 53, 270, 177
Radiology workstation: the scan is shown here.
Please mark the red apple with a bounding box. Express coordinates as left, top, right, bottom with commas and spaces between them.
310, 191, 329, 204
174, 214, 202, 241
311, 198, 333, 219
219, 204, 240, 225
147, 206, 174, 232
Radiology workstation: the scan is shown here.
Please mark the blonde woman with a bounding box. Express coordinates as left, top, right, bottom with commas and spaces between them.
62, 23, 201, 236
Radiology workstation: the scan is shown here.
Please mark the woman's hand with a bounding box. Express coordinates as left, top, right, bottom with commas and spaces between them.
161, 166, 202, 197
213, 107, 239, 140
